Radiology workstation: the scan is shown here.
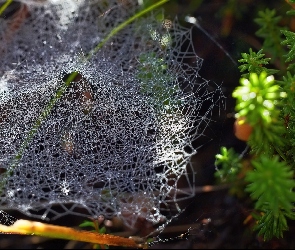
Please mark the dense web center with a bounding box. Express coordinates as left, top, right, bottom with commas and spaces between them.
0, 0, 224, 231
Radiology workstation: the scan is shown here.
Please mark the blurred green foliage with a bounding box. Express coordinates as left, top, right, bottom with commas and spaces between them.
215, 0, 295, 241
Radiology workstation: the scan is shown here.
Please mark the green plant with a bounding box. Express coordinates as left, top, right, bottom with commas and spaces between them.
238, 48, 279, 78
214, 147, 243, 183
254, 8, 286, 64
215, 1, 295, 241
79, 216, 110, 249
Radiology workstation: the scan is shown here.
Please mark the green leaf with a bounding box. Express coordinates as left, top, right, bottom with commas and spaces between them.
99, 226, 107, 234
286, 10, 295, 16
78, 220, 96, 229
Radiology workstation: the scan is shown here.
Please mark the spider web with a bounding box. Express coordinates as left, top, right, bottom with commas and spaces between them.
0, 0, 225, 231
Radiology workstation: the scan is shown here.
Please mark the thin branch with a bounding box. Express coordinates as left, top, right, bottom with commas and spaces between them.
0, 219, 142, 248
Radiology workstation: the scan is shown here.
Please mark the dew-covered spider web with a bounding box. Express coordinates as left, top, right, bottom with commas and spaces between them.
0, 0, 225, 232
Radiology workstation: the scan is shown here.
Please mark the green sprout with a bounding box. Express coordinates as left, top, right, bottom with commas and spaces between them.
79, 215, 109, 249
233, 72, 286, 155
238, 48, 279, 78
215, 146, 242, 183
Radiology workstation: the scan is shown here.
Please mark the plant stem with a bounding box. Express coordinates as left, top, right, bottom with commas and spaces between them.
0, 220, 141, 248
0, 0, 13, 16
86, 0, 170, 60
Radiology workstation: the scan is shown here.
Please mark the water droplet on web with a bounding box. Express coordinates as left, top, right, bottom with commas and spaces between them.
0, 0, 225, 235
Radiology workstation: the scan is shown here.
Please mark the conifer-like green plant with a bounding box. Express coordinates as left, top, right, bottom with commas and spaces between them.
238, 49, 279, 78
216, 1, 295, 241
214, 147, 242, 183
245, 155, 295, 240
254, 8, 286, 63
233, 71, 287, 155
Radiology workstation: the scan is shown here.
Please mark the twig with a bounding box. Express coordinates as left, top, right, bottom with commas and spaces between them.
0, 219, 142, 248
